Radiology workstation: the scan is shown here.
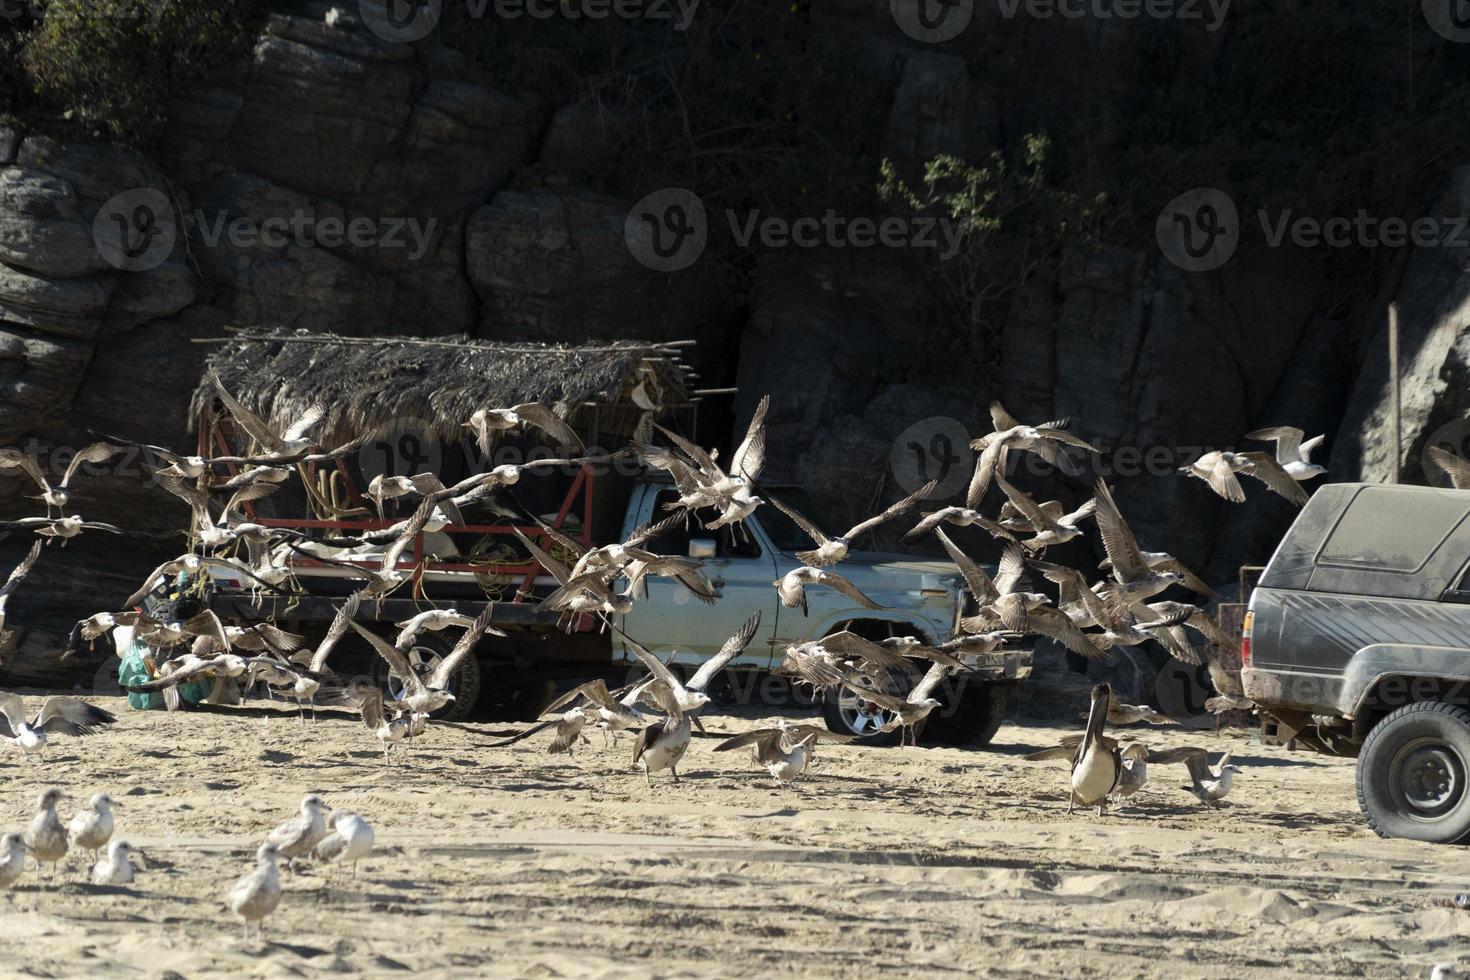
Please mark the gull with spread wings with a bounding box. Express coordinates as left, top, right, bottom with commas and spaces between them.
835, 660, 955, 747
464, 402, 584, 456
1245, 425, 1326, 482
938, 531, 1101, 659
0, 693, 116, 760
966, 402, 1098, 508
610, 612, 762, 729
0, 442, 126, 516
767, 480, 937, 567
1179, 450, 1309, 506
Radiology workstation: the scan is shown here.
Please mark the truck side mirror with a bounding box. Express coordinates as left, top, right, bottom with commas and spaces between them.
688, 538, 717, 559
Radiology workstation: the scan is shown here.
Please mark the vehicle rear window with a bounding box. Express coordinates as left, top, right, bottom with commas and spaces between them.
1318, 486, 1470, 571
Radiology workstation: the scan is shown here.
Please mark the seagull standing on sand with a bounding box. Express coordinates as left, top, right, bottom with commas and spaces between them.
91, 840, 139, 886
0, 833, 26, 889
24, 787, 67, 877
265, 794, 329, 873
1245, 426, 1326, 481
541, 679, 651, 747
1177, 749, 1242, 806
228, 842, 283, 941
68, 793, 115, 863
313, 812, 374, 878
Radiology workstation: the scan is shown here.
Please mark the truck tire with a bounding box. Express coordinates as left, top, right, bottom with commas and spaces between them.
925, 685, 1008, 748
378, 632, 481, 723
822, 669, 901, 746
1356, 700, 1470, 844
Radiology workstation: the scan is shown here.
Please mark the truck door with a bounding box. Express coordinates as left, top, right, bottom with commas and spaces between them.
616, 486, 781, 671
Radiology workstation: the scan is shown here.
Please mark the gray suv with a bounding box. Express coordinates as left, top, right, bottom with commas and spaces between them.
1244, 482, 1470, 843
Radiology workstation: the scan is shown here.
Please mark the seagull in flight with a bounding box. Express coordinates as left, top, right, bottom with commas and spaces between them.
1245, 426, 1326, 482
766, 481, 937, 567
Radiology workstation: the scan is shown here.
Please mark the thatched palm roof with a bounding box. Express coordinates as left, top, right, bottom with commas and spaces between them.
190, 332, 697, 447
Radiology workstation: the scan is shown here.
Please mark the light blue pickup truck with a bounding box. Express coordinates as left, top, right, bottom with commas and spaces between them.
208, 474, 1032, 745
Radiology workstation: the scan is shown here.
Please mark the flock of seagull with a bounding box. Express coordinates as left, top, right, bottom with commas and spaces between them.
0, 382, 1345, 937
0, 785, 373, 939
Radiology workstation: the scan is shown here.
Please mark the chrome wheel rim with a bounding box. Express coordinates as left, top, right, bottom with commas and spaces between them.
387, 644, 446, 700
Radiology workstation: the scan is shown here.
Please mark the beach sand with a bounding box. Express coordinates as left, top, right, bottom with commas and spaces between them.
0, 693, 1466, 978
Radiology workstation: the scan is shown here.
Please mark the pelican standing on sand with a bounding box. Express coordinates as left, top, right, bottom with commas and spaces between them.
1024, 684, 1120, 815
228, 842, 283, 941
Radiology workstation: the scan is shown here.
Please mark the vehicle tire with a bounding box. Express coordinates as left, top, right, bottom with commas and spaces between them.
1356, 700, 1470, 844
926, 685, 1008, 748
377, 632, 480, 723
822, 668, 902, 746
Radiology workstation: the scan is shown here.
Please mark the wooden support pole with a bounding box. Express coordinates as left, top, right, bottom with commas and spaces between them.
1389, 301, 1401, 485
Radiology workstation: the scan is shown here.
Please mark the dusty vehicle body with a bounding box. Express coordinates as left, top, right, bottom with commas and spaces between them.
1244, 482, 1470, 841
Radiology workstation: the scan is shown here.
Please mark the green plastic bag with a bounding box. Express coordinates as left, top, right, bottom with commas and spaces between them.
117, 635, 212, 711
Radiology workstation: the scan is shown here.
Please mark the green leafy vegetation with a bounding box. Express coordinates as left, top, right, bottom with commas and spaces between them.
13, 0, 275, 145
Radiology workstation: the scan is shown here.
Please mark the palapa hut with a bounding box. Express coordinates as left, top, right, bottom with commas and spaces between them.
190, 330, 699, 452
188, 331, 705, 613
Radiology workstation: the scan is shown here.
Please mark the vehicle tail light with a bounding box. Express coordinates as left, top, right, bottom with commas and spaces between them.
1240, 611, 1254, 667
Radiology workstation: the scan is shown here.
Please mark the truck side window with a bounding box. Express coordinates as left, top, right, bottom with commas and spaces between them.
643, 490, 762, 559
645, 491, 694, 556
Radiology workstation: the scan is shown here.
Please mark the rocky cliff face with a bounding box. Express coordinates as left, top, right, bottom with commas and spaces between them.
0, 4, 1465, 679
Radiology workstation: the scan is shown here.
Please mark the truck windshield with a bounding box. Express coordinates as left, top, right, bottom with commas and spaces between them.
760, 489, 824, 553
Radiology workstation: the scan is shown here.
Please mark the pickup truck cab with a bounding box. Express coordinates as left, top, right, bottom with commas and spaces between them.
208, 475, 1032, 746
1245, 482, 1470, 842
